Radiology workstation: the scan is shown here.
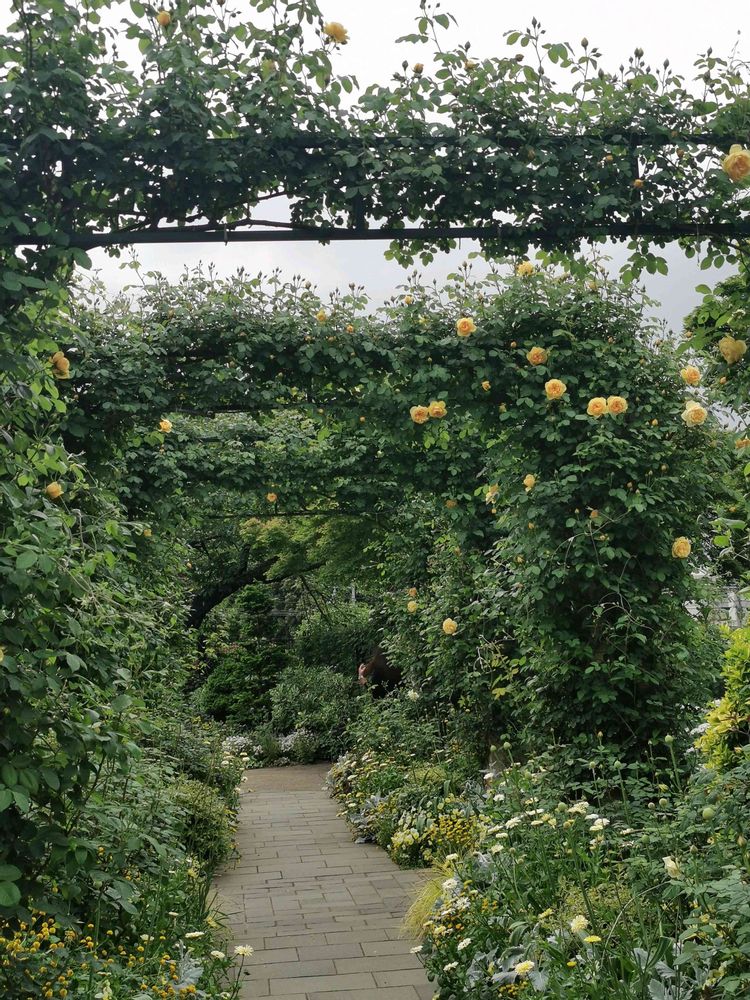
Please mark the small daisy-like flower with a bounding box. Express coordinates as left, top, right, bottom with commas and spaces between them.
234, 944, 254, 957
583, 935, 602, 944
457, 937, 472, 951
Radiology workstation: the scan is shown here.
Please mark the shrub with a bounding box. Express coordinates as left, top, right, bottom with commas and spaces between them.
199, 637, 295, 728
172, 779, 235, 867
270, 662, 359, 757
697, 625, 750, 769
292, 603, 376, 676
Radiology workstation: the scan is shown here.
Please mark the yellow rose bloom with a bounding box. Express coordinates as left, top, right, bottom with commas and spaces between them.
442, 618, 458, 635
681, 403, 707, 426
50, 351, 70, 378
445, 499, 458, 509
481, 380, 491, 391
408, 587, 418, 597
159, 418, 173, 433
735, 437, 750, 449
586, 397, 607, 418
156, 10, 171, 28
485, 484, 499, 502
523, 474, 536, 492
410, 405, 430, 424
672, 536, 691, 559
456, 316, 476, 337
545, 379, 567, 400
45, 482, 63, 500
718, 335, 747, 364
526, 346, 548, 366
428, 400, 447, 418
323, 21, 348, 44
516, 261, 534, 277
266, 492, 278, 503
722, 144, 750, 182
404, 295, 413, 304
680, 365, 701, 386
316, 308, 327, 323
407, 600, 418, 613
607, 395, 628, 415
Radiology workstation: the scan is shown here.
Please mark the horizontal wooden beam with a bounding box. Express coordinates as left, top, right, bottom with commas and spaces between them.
9, 220, 750, 250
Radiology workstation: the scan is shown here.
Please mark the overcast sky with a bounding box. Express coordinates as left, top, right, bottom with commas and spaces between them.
87, 0, 746, 331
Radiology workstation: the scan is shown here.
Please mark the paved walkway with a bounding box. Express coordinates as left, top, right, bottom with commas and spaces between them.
214, 764, 434, 1000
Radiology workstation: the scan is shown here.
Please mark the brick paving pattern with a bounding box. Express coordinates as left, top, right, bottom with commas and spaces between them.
214, 764, 434, 999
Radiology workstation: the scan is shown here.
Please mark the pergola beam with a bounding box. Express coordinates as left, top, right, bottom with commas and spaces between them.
9, 220, 750, 250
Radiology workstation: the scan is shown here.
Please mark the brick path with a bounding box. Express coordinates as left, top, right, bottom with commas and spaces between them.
214, 764, 434, 999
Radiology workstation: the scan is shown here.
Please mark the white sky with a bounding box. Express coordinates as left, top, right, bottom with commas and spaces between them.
80, 0, 746, 331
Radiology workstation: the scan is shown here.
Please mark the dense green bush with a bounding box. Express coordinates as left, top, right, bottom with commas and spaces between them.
270, 662, 360, 757
292, 603, 376, 676
172, 779, 236, 867
199, 584, 295, 727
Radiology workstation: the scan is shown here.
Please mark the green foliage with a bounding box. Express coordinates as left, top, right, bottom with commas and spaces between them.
172, 780, 235, 867
697, 625, 750, 768
270, 662, 359, 756
292, 603, 376, 675
199, 584, 294, 728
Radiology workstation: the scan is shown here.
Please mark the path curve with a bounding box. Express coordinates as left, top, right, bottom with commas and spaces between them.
214, 764, 433, 1000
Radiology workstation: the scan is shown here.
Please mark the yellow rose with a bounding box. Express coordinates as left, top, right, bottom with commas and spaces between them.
143, 527, 152, 538
671, 537, 691, 559
413, 63, 424, 74
586, 397, 607, 418
45, 482, 63, 500
316, 308, 327, 323
545, 379, 567, 400
485, 484, 499, 502
456, 316, 476, 337
50, 351, 70, 378
428, 400, 447, 419
445, 499, 458, 509
735, 437, 750, 449
722, 144, 750, 182
404, 295, 413, 304
266, 492, 278, 503
681, 403, 707, 426
407, 600, 418, 613
159, 418, 173, 433
606, 395, 628, 415
680, 365, 701, 386
410, 405, 430, 424
442, 618, 458, 635
718, 335, 747, 364
346, 324, 354, 333
408, 587, 418, 597
516, 261, 534, 277
523, 474, 536, 492
156, 10, 171, 28
481, 380, 491, 391
526, 346, 548, 366
323, 21, 348, 44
